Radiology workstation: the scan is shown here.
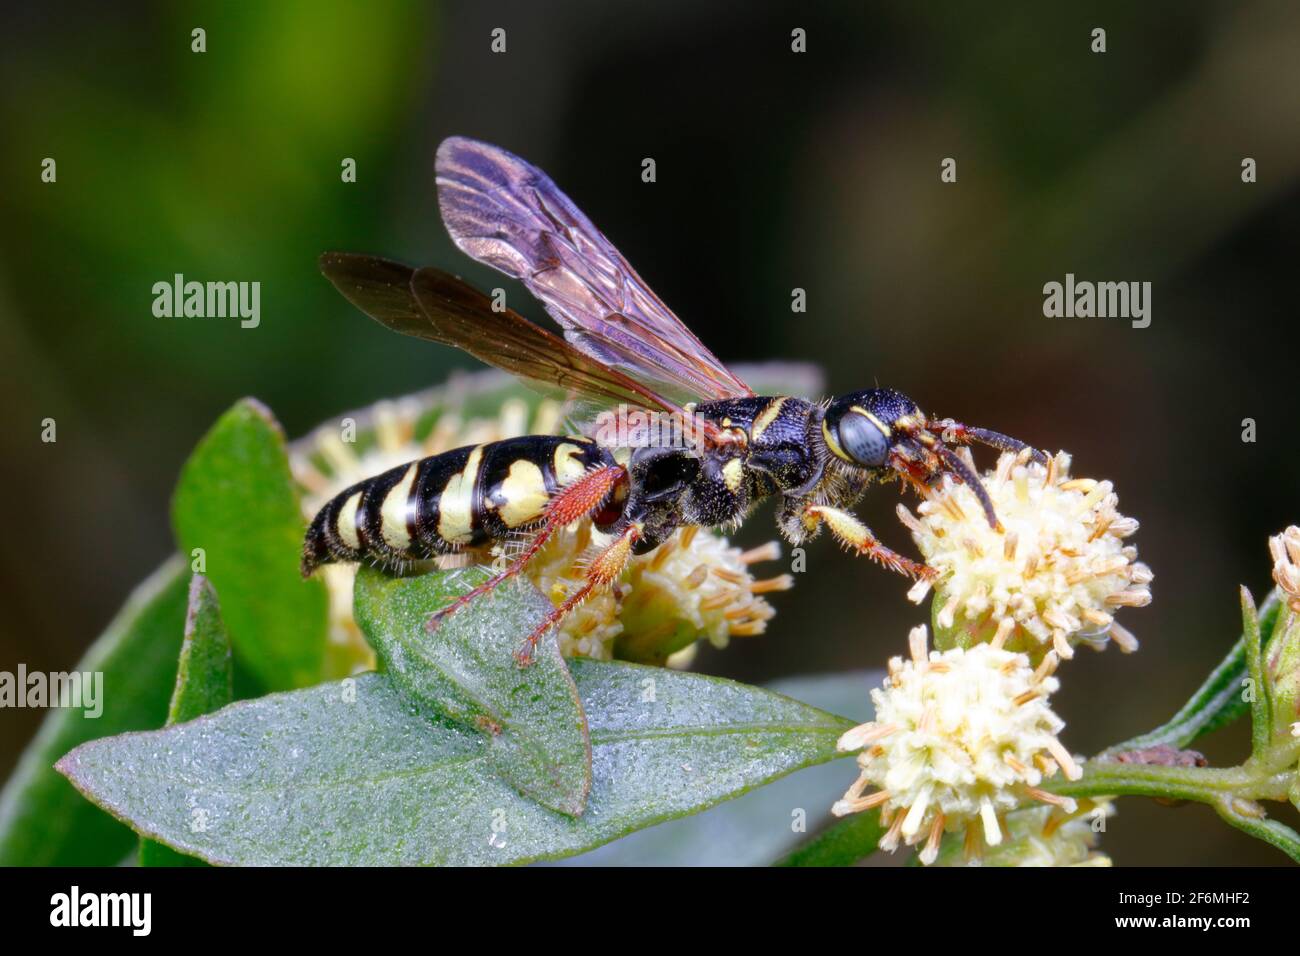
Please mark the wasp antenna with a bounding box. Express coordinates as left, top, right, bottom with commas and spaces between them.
945, 422, 1048, 466
938, 444, 1001, 531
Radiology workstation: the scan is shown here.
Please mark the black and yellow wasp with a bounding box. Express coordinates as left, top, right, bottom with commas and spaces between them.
303, 137, 1041, 663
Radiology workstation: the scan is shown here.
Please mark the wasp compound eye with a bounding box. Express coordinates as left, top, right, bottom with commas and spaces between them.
824, 400, 891, 468
839, 409, 890, 467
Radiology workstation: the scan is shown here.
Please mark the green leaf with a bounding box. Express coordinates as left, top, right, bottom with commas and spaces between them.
772, 676, 885, 872
1103, 589, 1281, 754
353, 565, 591, 817
1213, 796, 1300, 864
776, 811, 886, 867
0, 557, 189, 865
56, 665, 852, 866
552, 671, 878, 866
1240, 587, 1273, 755
140, 575, 234, 867
172, 398, 327, 690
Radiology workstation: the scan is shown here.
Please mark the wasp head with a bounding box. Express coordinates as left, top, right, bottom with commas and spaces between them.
821, 388, 1040, 531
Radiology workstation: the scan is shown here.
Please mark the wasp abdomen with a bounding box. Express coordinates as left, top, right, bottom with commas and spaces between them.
301, 435, 613, 575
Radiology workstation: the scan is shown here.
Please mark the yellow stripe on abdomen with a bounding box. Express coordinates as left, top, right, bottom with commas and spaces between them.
496, 459, 550, 528
552, 442, 589, 486
337, 491, 363, 550
437, 445, 484, 545
379, 463, 418, 550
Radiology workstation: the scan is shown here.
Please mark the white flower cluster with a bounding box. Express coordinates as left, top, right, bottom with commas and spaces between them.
519, 523, 790, 663
835, 447, 1152, 865
933, 801, 1114, 867
901, 450, 1151, 661
833, 626, 1080, 864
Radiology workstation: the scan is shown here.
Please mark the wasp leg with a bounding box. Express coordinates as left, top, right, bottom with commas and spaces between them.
426, 464, 627, 634
934, 420, 1048, 465
804, 505, 934, 581
515, 521, 642, 666
888, 449, 934, 498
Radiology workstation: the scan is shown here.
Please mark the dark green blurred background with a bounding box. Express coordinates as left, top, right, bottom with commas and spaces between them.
3, 0, 1298, 864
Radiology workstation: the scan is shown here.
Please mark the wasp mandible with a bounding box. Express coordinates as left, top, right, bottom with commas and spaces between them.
302, 137, 1043, 663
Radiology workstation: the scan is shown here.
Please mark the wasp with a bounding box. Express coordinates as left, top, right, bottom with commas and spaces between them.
303, 137, 1043, 663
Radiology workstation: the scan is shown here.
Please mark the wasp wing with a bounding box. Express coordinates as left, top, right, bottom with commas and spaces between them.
435, 136, 753, 405
319, 252, 690, 420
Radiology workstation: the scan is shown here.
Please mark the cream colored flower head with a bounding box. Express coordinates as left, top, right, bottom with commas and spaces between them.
513, 524, 791, 664
832, 625, 1081, 865
900, 449, 1151, 661
1269, 526, 1300, 614
933, 800, 1114, 867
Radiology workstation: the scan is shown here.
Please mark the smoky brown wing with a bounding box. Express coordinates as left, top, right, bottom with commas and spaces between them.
317, 252, 429, 339
435, 136, 753, 404
319, 252, 687, 416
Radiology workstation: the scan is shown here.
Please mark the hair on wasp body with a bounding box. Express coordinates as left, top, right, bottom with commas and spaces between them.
303, 136, 1046, 665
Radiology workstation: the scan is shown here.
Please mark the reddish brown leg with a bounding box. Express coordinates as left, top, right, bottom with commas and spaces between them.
425, 465, 627, 634
804, 505, 935, 581
889, 449, 934, 499
515, 521, 641, 666
893, 436, 1004, 531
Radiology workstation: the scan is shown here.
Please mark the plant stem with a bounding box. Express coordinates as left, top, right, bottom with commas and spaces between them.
1051, 761, 1251, 803
1047, 733, 1300, 862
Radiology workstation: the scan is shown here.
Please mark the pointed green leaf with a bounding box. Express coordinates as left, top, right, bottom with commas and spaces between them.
1104, 588, 1282, 755
353, 565, 591, 817
1240, 587, 1274, 754
776, 810, 886, 867
166, 576, 234, 724
56, 663, 852, 866
0, 557, 189, 865
172, 398, 326, 690
554, 671, 877, 867
141, 575, 233, 867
